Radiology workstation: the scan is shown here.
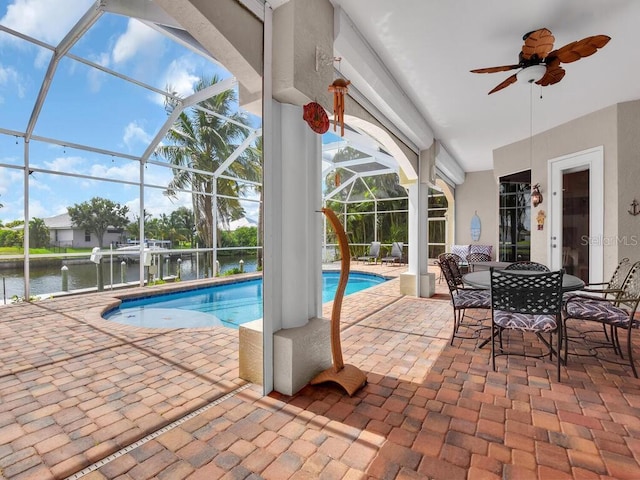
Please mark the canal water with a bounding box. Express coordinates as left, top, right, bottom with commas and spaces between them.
0, 254, 258, 302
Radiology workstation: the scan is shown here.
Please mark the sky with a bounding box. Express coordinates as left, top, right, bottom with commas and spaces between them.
0, 0, 261, 225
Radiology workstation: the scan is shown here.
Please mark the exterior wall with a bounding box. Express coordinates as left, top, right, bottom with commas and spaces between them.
617, 100, 640, 261
454, 170, 498, 256
51, 229, 121, 248
347, 98, 418, 179
50, 229, 74, 246
494, 104, 619, 273
273, 0, 333, 109
155, 0, 263, 113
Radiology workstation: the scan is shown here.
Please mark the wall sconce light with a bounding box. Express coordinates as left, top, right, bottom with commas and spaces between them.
531, 183, 543, 207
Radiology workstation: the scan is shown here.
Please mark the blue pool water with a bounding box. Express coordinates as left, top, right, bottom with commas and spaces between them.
104, 271, 386, 329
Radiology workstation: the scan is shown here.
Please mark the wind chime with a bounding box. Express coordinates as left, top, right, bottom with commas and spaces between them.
328, 78, 350, 137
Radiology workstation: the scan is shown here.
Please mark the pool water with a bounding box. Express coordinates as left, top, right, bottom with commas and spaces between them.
104, 271, 386, 329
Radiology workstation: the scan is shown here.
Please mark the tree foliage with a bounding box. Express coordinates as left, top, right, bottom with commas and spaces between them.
0, 228, 21, 247
67, 197, 129, 247
170, 207, 196, 246
157, 76, 263, 276
29, 217, 49, 248
157, 75, 256, 251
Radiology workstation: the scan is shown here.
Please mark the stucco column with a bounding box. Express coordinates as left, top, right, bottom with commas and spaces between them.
400, 147, 435, 297
262, 101, 331, 395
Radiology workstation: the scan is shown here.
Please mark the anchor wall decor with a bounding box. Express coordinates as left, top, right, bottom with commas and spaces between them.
629, 199, 640, 216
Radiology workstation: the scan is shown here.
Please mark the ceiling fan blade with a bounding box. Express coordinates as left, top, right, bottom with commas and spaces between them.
536, 59, 565, 86
550, 35, 611, 64
521, 28, 555, 61
488, 74, 517, 94
470, 64, 520, 74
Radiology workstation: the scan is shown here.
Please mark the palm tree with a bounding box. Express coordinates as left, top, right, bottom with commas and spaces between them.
243, 136, 263, 268
157, 76, 253, 274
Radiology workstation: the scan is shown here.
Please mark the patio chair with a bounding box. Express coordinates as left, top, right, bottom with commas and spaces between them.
437, 252, 464, 283
381, 242, 404, 265
582, 257, 632, 298
439, 255, 491, 345
357, 241, 381, 264
563, 260, 640, 377
504, 261, 550, 272
563, 257, 632, 349
490, 267, 565, 381
466, 252, 491, 271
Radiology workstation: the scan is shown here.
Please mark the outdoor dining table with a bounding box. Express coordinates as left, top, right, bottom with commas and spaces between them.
463, 269, 586, 291
467, 261, 513, 271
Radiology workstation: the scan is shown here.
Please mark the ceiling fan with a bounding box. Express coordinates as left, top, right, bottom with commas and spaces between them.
470, 28, 610, 94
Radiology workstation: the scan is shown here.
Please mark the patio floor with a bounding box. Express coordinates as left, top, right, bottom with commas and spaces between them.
1, 263, 640, 479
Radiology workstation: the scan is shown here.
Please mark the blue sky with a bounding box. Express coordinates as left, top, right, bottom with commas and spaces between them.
0, 0, 261, 225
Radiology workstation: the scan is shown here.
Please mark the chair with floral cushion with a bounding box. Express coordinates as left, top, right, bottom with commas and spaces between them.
563, 260, 640, 377
439, 255, 491, 345
490, 267, 565, 381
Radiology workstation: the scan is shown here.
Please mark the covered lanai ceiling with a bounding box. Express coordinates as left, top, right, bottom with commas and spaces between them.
325, 0, 640, 174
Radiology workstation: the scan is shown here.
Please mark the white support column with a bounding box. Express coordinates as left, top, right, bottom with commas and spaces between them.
23, 140, 30, 300
400, 146, 435, 297
261, 101, 330, 396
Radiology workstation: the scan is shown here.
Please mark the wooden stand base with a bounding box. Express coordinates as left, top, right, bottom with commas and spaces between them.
310, 364, 367, 397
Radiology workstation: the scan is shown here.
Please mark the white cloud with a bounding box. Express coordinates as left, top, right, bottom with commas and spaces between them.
0, 0, 93, 46
87, 52, 110, 93
0, 64, 25, 101
112, 19, 164, 66
123, 122, 152, 151
41, 155, 84, 173
124, 190, 191, 220
153, 56, 200, 106
0, 169, 23, 196
89, 161, 140, 184
27, 199, 50, 219
28, 175, 52, 192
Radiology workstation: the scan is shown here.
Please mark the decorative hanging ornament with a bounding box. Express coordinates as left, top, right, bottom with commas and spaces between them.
302, 101, 329, 134
328, 78, 350, 137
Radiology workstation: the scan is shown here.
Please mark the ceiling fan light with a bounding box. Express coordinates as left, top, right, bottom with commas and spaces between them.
516, 64, 547, 84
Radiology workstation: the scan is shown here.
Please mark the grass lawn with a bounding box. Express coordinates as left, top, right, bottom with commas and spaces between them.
0, 247, 93, 255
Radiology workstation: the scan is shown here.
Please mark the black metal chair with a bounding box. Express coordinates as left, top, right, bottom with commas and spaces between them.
489, 267, 564, 381
583, 257, 631, 298
504, 261, 550, 272
563, 257, 632, 351
466, 252, 491, 271
439, 255, 491, 345
437, 252, 462, 283
563, 260, 640, 377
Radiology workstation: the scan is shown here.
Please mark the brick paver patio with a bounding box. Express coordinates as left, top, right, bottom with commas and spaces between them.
1, 264, 640, 479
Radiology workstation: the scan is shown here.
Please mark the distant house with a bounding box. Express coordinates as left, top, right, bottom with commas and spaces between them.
43, 213, 125, 248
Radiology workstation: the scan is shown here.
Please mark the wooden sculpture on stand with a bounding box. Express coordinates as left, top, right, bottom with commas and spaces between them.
310, 208, 367, 396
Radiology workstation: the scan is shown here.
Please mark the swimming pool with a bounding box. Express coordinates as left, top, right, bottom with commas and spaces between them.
103, 271, 386, 329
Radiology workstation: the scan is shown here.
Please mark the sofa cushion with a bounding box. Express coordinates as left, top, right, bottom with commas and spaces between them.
451, 244, 470, 260
470, 244, 492, 257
